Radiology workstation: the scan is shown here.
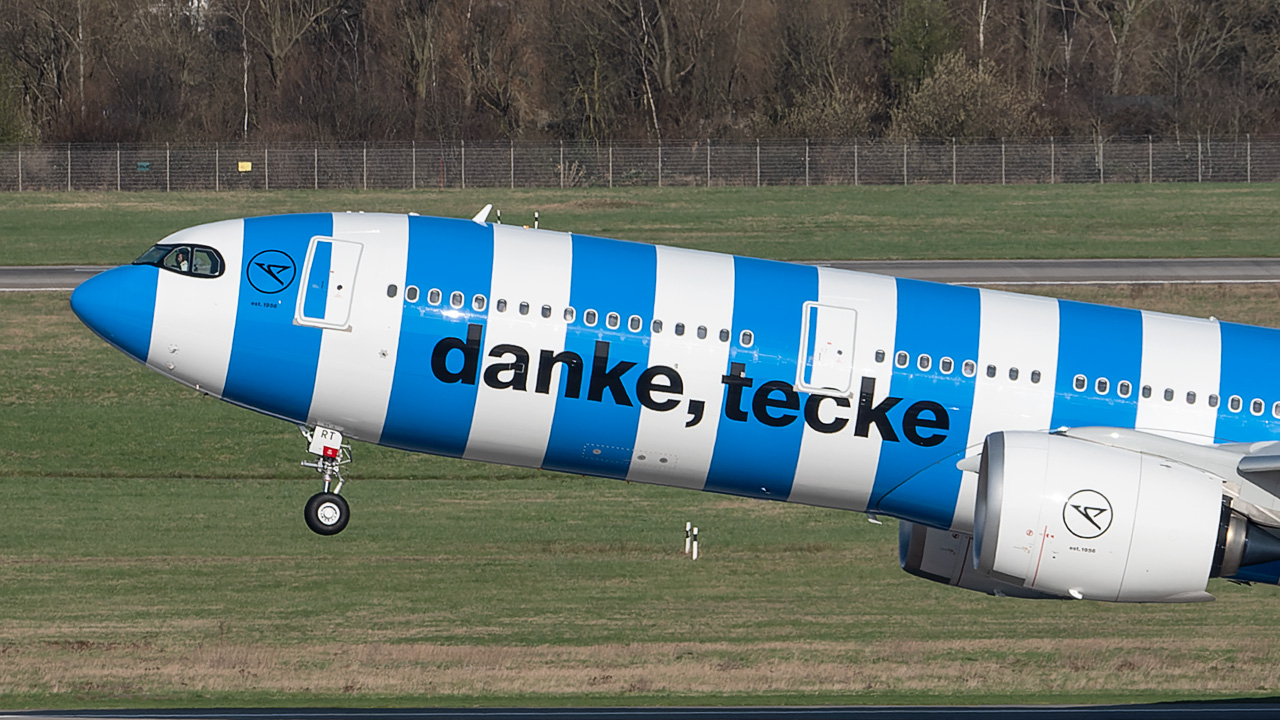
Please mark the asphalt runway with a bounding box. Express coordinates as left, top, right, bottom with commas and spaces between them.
6, 703, 1280, 720
9, 259, 1280, 291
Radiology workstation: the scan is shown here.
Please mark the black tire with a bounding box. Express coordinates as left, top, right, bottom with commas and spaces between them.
304, 492, 350, 535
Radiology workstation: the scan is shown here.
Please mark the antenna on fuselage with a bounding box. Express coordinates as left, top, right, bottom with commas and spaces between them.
471, 204, 494, 224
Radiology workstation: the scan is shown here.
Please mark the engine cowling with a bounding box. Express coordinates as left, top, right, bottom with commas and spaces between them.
974, 431, 1227, 603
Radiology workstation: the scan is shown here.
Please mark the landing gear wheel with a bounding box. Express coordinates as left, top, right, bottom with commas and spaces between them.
305, 492, 350, 536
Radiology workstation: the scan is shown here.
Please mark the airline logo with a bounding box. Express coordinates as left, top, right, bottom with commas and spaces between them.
433, 323, 951, 446
246, 249, 297, 294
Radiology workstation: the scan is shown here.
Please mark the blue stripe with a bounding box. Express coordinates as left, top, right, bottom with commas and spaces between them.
542, 235, 657, 478
1216, 322, 1280, 441
704, 257, 819, 500
1049, 300, 1142, 431
69, 264, 158, 364
302, 240, 332, 320
803, 304, 819, 385
869, 279, 980, 528
380, 217, 494, 456
223, 214, 332, 423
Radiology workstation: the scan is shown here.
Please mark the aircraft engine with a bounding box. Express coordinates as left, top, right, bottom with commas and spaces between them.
971, 431, 1280, 602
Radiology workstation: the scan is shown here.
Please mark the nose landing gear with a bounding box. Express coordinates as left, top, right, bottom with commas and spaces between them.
300, 426, 352, 535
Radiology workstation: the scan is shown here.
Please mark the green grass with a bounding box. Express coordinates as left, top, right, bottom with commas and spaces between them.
2, 183, 1280, 264
6, 287, 1280, 707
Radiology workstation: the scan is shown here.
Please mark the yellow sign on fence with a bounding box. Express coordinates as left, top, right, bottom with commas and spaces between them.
237, 161, 252, 172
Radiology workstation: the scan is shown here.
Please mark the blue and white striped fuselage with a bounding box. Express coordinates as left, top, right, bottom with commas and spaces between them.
72, 213, 1280, 566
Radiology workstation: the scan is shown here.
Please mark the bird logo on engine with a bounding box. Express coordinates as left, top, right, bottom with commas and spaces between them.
1064, 489, 1113, 539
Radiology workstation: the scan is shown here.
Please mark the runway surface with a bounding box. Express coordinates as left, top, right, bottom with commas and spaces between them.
5, 703, 1280, 720
8, 259, 1280, 291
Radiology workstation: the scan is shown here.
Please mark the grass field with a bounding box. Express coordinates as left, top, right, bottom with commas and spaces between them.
5, 187, 1280, 708
2, 183, 1280, 265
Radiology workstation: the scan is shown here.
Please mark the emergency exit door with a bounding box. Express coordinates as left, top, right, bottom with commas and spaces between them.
797, 302, 858, 393
296, 237, 363, 330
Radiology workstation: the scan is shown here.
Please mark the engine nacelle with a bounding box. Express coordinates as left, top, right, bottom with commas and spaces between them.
974, 431, 1225, 603
898, 521, 1055, 599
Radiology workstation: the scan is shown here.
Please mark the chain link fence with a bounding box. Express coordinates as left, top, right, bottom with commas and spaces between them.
0, 136, 1271, 192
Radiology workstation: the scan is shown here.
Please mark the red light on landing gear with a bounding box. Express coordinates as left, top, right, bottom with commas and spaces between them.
323, 446, 339, 458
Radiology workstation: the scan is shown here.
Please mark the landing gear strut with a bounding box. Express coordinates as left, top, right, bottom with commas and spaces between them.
300, 426, 352, 535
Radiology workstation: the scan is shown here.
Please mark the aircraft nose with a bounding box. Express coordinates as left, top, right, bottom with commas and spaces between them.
70, 265, 159, 363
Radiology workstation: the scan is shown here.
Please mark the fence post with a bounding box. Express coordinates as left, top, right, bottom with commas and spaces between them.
805, 138, 810, 187
314, 145, 319, 190
116, 142, 121, 191
166, 142, 171, 192
264, 146, 269, 190
952, 138, 956, 185
1248, 134, 1252, 183
756, 139, 761, 187
560, 139, 565, 188
1098, 135, 1104, 184
1148, 135, 1153, 183
854, 138, 859, 186
215, 143, 219, 192
67, 143, 72, 191
363, 142, 368, 190
510, 139, 514, 189
706, 139, 711, 187
657, 139, 662, 187
461, 139, 466, 189
608, 143, 613, 188
16, 146, 21, 192
412, 141, 417, 190
1001, 138, 1006, 185
1050, 137, 1055, 184
1197, 133, 1203, 182
902, 139, 907, 186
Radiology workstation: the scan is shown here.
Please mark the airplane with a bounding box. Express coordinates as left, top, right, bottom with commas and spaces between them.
69, 208, 1280, 604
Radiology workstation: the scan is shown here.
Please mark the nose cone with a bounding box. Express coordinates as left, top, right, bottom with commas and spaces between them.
70, 265, 159, 363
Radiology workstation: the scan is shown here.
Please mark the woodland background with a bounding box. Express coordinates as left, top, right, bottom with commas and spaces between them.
1, 0, 1278, 144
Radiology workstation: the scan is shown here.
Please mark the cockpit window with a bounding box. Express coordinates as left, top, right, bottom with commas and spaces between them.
133, 244, 224, 278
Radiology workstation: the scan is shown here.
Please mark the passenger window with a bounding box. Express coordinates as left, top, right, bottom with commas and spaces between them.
427, 288, 441, 305
450, 291, 464, 308
496, 298, 507, 312
473, 295, 486, 312
719, 328, 730, 342
1142, 385, 1152, 399
962, 360, 976, 377
387, 284, 398, 298
584, 309, 597, 326
407, 286, 420, 303
519, 302, 530, 316
1030, 370, 1041, 384
652, 319, 663, 333
1163, 388, 1174, 402
918, 354, 931, 372
1009, 367, 1019, 381
541, 304, 552, 319
1273, 401, 1280, 418
1118, 380, 1131, 398
1074, 375, 1087, 392
1230, 395, 1242, 412
1253, 399, 1265, 416
1209, 394, 1219, 408
630, 316, 643, 332
1186, 391, 1196, 404
896, 352, 909, 368
606, 312, 620, 329
1096, 378, 1109, 395
875, 349, 886, 363
696, 325, 708, 339
564, 307, 576, 322
940, 357, 953, 374
986, 364, 996, 378
740, 330, 753, 347
675, 323, 685, 336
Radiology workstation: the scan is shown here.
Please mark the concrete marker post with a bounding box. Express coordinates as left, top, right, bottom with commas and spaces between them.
684, 521, 691, 554
691, 527, 699, 561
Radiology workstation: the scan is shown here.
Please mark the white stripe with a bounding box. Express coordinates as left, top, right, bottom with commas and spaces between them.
1135, 311, 1221, 442
789, 268, 897, 512
626, 246, 735, 489
951, 289, 1059, 532
147, 218, 243, 397
464, 225, 573, 467
306, 213, 409, 441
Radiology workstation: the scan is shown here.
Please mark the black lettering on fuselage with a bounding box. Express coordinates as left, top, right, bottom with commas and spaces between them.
483, 344, 529, 391
854, 376, 900, 441
588, 340, 636, 405
721, 362, 753, 422
535, 349, 584, 397
431, 323, 483, 384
